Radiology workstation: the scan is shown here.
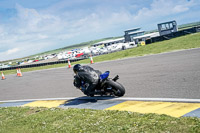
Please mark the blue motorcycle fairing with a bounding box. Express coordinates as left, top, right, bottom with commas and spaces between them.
100, 71, 110, 80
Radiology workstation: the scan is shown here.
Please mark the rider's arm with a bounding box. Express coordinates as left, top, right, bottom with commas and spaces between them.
73, 75, 81, 88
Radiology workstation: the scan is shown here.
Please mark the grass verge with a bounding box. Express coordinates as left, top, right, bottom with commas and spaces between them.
2, 32, 200, 75
0, 107, 200, 133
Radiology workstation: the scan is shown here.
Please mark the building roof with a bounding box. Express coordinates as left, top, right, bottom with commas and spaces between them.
127, 30, 145, 35
133, 32, 160, 39
157, 20, 176, 25
124, 27, 141, 32
92, 37, 124, 46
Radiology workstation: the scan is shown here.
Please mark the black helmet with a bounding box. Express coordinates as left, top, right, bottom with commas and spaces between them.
73, 64, 81, 73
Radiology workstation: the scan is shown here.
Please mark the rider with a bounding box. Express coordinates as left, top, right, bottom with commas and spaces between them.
73, 64, 102, 96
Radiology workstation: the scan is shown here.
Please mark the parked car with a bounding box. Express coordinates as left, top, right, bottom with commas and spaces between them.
33, 60, 39, 62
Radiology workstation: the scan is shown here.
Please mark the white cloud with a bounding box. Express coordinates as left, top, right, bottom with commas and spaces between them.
6, 48, 20, 55
37, 34, 48, 39
133, 0, 195, 24
173, 5, 189, 13
0, 4, 131, 61
0, 48, 20, 61
15, 4, 62, 34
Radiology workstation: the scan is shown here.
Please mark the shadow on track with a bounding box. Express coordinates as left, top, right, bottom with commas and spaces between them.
61, 96, 117, 107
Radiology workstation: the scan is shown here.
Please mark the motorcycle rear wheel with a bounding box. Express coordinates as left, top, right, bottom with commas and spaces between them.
106, 80, 125, 97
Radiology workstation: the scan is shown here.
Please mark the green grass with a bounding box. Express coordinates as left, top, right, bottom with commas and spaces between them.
2, 32, 200, 75
0, 107, 200, 133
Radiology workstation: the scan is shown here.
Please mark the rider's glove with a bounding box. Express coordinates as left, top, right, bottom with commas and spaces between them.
80, 86, 86, 91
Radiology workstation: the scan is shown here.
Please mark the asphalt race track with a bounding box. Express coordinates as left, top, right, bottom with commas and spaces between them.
1, 48, 200, 101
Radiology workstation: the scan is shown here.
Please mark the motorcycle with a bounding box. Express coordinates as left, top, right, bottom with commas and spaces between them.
80, 71, 125, 97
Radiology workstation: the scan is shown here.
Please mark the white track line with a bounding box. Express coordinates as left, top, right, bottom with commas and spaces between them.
1, 97, 200, 103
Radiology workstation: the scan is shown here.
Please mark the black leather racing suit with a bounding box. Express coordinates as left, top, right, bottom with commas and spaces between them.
73, 65, 102, 95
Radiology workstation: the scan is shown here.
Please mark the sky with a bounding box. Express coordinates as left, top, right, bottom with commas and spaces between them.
0, 0, 200, 61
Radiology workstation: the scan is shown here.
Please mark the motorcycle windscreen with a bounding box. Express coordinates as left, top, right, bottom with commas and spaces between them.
100, 71, 110, 80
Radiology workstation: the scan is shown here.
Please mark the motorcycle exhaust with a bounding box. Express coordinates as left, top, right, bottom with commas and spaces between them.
112, 75, 119, 81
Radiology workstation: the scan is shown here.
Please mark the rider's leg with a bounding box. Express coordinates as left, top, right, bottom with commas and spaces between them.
84, 82, 97, 96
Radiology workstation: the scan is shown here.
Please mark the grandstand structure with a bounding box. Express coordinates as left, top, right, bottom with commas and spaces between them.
124, 27, 145, 43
